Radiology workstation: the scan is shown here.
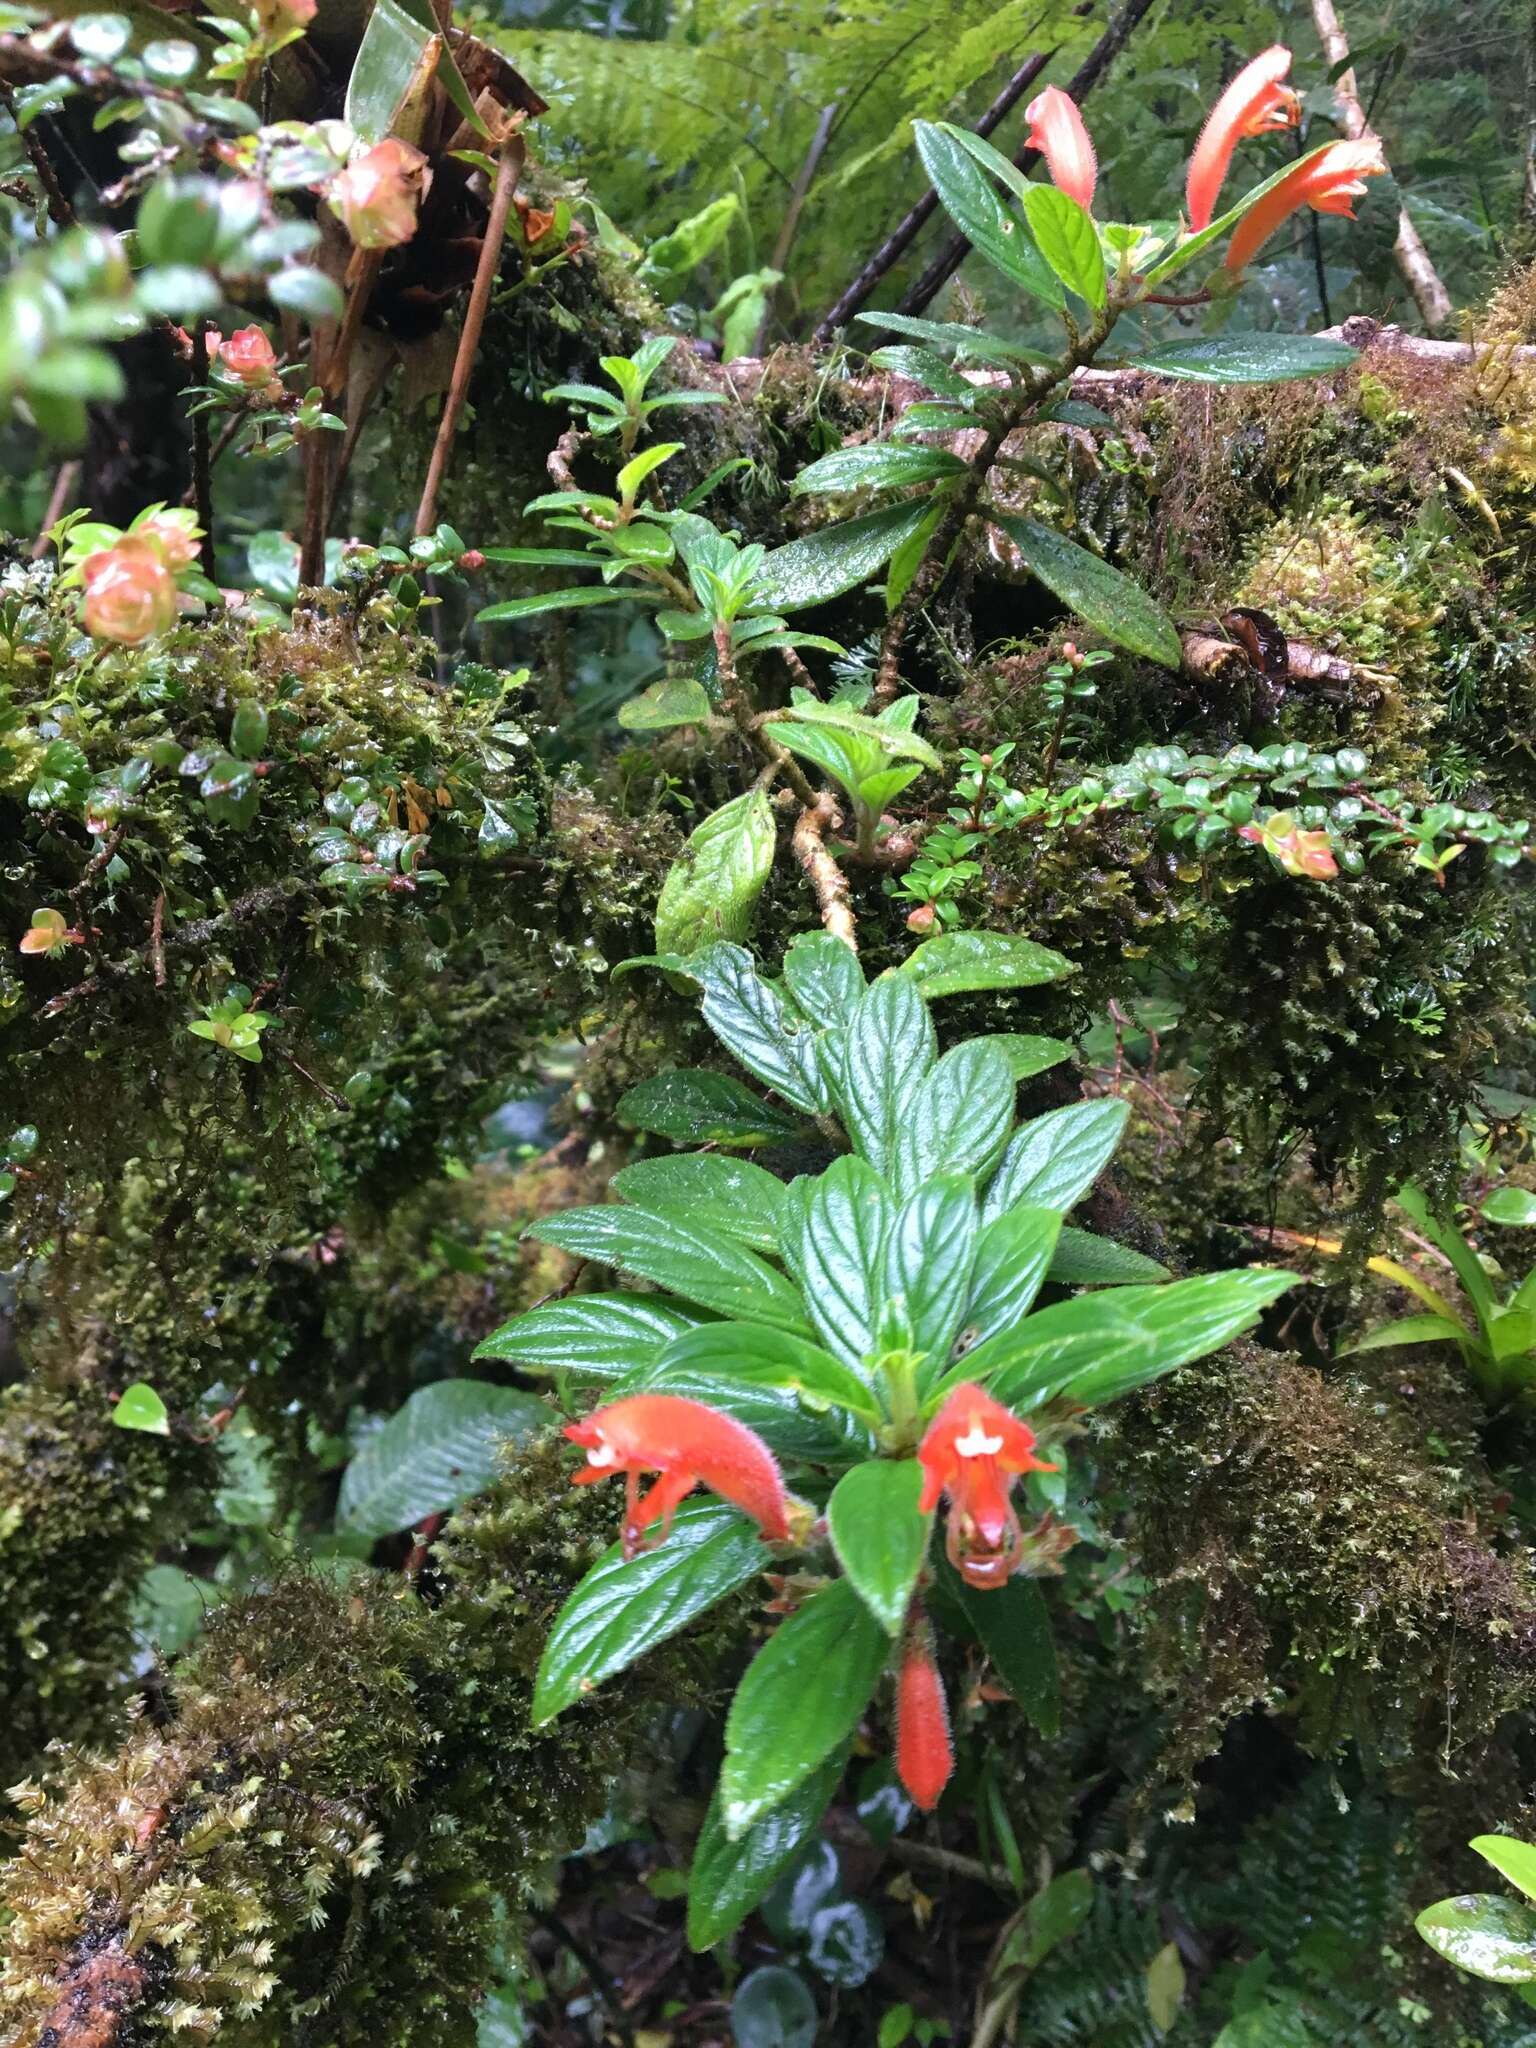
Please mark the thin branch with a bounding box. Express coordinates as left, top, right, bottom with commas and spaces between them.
1308, 0, 1453, 332
415, 133, 523, 537
30, 459, 78, 558
0, 77, 73, 226
897, 0, 1157, 318
189, 326, 216, 578
753, 101, 838, 355
793, 794, 857, 950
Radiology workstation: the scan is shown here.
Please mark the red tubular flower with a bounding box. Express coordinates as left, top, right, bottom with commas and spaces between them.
917, 1383, 1056, 1590
1224, 137, 1387, 271
564, 1393, 790, 1558
1185, 47, 1301, 232
1025, 86, 1097, 212
895, 1626, 953, 1812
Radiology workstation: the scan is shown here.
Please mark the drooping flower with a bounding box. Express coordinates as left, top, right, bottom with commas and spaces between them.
565, 1393, 790, 1558
895, 1625, 953, 1812
1185, 47, 1301, 232
19, 908, 82, 958
81, 537, 178, 646
1239, 810, 1339, 879
1224, 137, 1387, 272
1025, 86, 1097, 212
917, 1382, 1056, 1590
218, 325, 282, 393
327, 139, 432, 251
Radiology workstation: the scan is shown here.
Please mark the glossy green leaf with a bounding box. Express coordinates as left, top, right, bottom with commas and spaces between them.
791, 443, 968, 495
336, 1380, 550, 1538
656, 1321, 877, 1415
959, 1204, 1063, 1356
996, 515, 1182, 669
1474, 1836, 1536, 1904
898, 930, 1073, 998
477, 586, 660, 623
111, 1382, 170, 1434
655, 789, 777, 958
684, 942, 827, 1113
782, 933, 865, 1027
855, 310, 1055, 367
914, 121, 1063, 307
833, 975, 936, 1176
981, 1032, 1073, 1081
953, 1564, 1059, 1735
1048, 1227, 1170, 1286
688, 1749, 846, 1951
1021, 184, 1106, 308
893, 1038, 1016, 1200
961, 1269, 1295, 1411
771, 697, 941, 770
1018, 1869, 1093, 1968
472, 1292, 702, 1379
618, 1069, 805, 1148
780, 1156, 893, 1372
345, 0, 438, 147
828, 1459, 929, 1635
1339, 1311, 1469, 1355
614, 1356, 874, 1463
1483, 1188, 1536, 1228
612, 1154, 788, 1253
617, 677, 713, 730
731, 1966, 818, 2048
533, 1501, 766, 1724
1115, 333, 1359, 385
721, 1579, 889, 1836
527, 1206, 809, 1332
884, 1175, 979, 1364
753, 498, 937, 613
1415, 1892, 1536, 1983
984, 1098, 1130, 1220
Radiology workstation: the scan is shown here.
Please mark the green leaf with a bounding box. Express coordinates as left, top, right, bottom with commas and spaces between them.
615, 1356, 872, 1464
111, 1382, 170, 1434
1415, 1893, 1536, 1984
616, 441, 683, 503
683, 942, 827, 1113
898, 930, 1072, 998
832, 975, 936, 1177
779, 1156, 893, 1372
1114, 333, 1359, 385
753, 499, 937, 613
791, 444, 968, 495
828, 1459, 928, 1635
893, 1038, 1016, 1200
688, 1749, 845, 1951
953, 1565, 1059, 1734
477, 586, 660, 623
1021, 185, 1106, 309
960, 1204, 1063, 1355
652, 1323, 879, 1420
1048, 1227, 1169, 1286
1490, 1309, 1536, 1363
721, 1579, 889, 1836
1146, 1940, 1186, 2033
913, 121, 1063, 307
783, 933, 865, 1027
984, 1098, 1130, 1219
533, 1501, 766, 1724
389, 0, 488, 136
1474, 1836, 1536, 1904
613, 1154, 789, 1253
617, 1069, 806, 1149
1017, 1869, 1093, 1969
995, 517, 1182, 670
771, 696, 941, 770
730, 1966, 818, 2048
472, 1293, 702, 1380
981, 1032, 1073, 1081
961, 1269, 1295, 1412
855, 310, 1055, 368
884, 1175, 979, 1363
527, 1206, 810, 1333
267, 267, 344, 322
617, 677, 713, 730
345, 0, 437, 146
336, 1380, 549, 1538
1483, 1188, 1536, 1227
655, 789, 777, 958
1338, 1312, 1470, 1355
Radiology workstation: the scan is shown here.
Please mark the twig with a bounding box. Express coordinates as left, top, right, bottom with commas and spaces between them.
896, 0, 1157, 317
793, 794, 857, 950
1308, 0, 1452, 332
403, 1511, 444, 1578
754, 101, 838, 355
275, 1047, 348, 1110
40, 883, 296, 1018
189, 326, 217, 578
0, 77, 72, 226
415, 134, 523, 536
151, 891, 166, 987
530, 1910, 636, 2048
812, 48, 1054, 340
30, 459, 79, 558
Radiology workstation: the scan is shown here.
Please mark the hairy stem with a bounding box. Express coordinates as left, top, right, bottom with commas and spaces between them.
792, 793, 857, 950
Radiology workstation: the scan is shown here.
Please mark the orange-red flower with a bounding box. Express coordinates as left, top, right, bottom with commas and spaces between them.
1224, 137, 1387, 271
19, 908, 82, 958
327, 139, 431, 251
1025, 86, 1096, 212
218, 325, 281, 393
1186, 47, 1301, 232
917, 1383, 1056, 1590
81, 537, 178, 645
565, 1393, 790, 1558
1239, 811, 1339, 879
895, 1626, 953, 1812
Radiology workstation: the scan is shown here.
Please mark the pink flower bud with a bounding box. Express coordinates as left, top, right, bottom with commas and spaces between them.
254, 0, 316, 27
81, 538, 178, 646
135, 513, 201, 570
327, 139, 431, 252
218, 325, 280, 390
458, 549, 485, 572
906, 903, 936, 934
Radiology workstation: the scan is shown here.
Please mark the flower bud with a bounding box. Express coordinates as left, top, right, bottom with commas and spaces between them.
327, 139, 431, 251
906, 903, 936, 934
81, 538, 178, 646
135, 513, 201, 570
254, 0, 316, 28
218, 325, 281, 392
458, 549, 486, 572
